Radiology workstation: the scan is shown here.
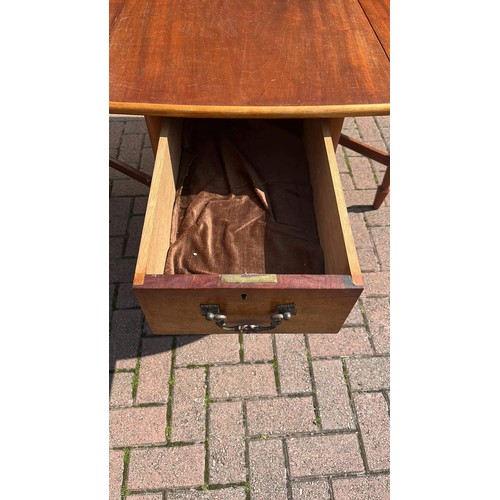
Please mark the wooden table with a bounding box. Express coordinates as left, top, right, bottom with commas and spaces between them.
110, 0, 389, 132
109, 0, 390, 334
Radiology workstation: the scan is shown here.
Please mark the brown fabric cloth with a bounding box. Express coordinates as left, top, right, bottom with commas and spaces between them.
165, 119, 324, 275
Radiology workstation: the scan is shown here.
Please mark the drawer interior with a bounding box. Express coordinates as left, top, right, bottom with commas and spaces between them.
133, 117, 362, 334
166, 119, 324, 276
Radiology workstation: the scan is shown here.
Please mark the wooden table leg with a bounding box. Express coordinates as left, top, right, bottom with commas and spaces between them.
372, 165, 390, 209
145, 116, 163, 155
109, 116, 162, 187
109, 157, 152, 186
328, 118, 345, 150
337, 133, 390, 209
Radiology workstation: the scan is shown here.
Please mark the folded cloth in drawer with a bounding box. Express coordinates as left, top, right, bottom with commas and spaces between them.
165, 119, 325, 275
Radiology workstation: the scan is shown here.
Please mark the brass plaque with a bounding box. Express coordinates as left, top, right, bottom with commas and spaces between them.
220, 274, 278, 283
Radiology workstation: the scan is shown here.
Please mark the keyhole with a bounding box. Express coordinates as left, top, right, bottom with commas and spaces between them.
241, 294, 248, 301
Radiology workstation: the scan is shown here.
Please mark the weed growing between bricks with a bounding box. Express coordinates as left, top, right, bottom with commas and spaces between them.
342, 359, 371, 473
238, 333, 244, 362
282, 438, 293, 499
271, 334, 282, 394
203, 365, 210, 489
165, 336, 177, 444
383, 391, 391, 414
357, 298, 378, 353
304, 334, 324, 432
120, 448, 130, 497
131, 356, 141, 401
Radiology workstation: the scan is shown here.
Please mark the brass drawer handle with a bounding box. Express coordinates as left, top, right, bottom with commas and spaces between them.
200, 304, 297, 333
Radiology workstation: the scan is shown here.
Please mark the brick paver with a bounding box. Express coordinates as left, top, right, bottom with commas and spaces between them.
344, 189, 379, 209
308, 328, 373, 358
363, 270, 390, 296
344, 302, 364, 326
209, 364, 277, 399
126, 494, 163, 500
365, 206, 390, 226
140, 147, 155, 174
109, 449, 124, 499
128, 445, 205, 490
116, 282, 138, 309
109, 372, 134, 407
133, 196, 148, 214
109, 258, 137, 285
118, 133, 143, 166
354, 392, 390, 471
312, 359, 355, 430
275, 334, 311, 394
110, 236, 124, 259
287, 434, 364, 477
340, 172, 356, 191
109, 406, 167, 447
336, 149, 350, 172
175, 335, 240, 366
168, 489, 247, 499
109, 309, 142, 370
109, 197, 132, 236
349, 156, 377, 190
346, 356, 390, 391
112, 177, 151, 197
291, 480, 331, 499
246, 396, 317, 436
124, 118, 147, 134
331, 475, 390, 500
363, 297, 390, 353
136, 337, 173, 405
170, 367, 206, 443
243, 333, 274, 362
371, 226, 390, 270
348, 213, 372, 248
110, 115, 390, 498
248, 439, 288, 500
356, 247, 379, 272
208, 400, 246, 484
110, 120, 125, 148
125, 215, 145, 257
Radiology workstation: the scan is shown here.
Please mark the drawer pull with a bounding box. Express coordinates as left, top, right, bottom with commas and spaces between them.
200, 304, 297, 333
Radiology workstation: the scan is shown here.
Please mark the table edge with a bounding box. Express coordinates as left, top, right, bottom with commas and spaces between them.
109, 102, 390, 118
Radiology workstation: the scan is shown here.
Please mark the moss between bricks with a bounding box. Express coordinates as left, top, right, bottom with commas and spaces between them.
120, 448, 131, 497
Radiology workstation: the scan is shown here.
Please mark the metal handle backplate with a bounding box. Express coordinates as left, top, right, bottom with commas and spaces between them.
200, 303, 297, 333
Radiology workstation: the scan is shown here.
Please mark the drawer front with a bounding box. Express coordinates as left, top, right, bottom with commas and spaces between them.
133, 118, 363, 334
135, 274, 362, 334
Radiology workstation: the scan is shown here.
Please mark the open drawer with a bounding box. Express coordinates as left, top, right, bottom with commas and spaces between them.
133, 118, 363, 334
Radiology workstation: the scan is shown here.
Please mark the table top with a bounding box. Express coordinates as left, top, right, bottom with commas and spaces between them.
358, 0, 389, 58
109, 0, 389, 118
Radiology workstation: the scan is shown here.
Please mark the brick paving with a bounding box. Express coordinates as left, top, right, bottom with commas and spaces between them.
110, 115, 390, 498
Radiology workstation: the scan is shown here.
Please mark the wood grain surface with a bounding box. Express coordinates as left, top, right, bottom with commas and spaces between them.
109, 0, 125, 28
133, 118, 183, 286
357, 0, 390, 58
134, 274, 362, 334
109, 0, 389, 116
304, 119, 363, 285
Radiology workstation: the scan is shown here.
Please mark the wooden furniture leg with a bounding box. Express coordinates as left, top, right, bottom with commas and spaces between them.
145, 115, 163, 155
109, 157, 152, 186
372, 164, 390, 209
328, 118, 345, 150
109, 116, 162, 186
338, 133, 390, 209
